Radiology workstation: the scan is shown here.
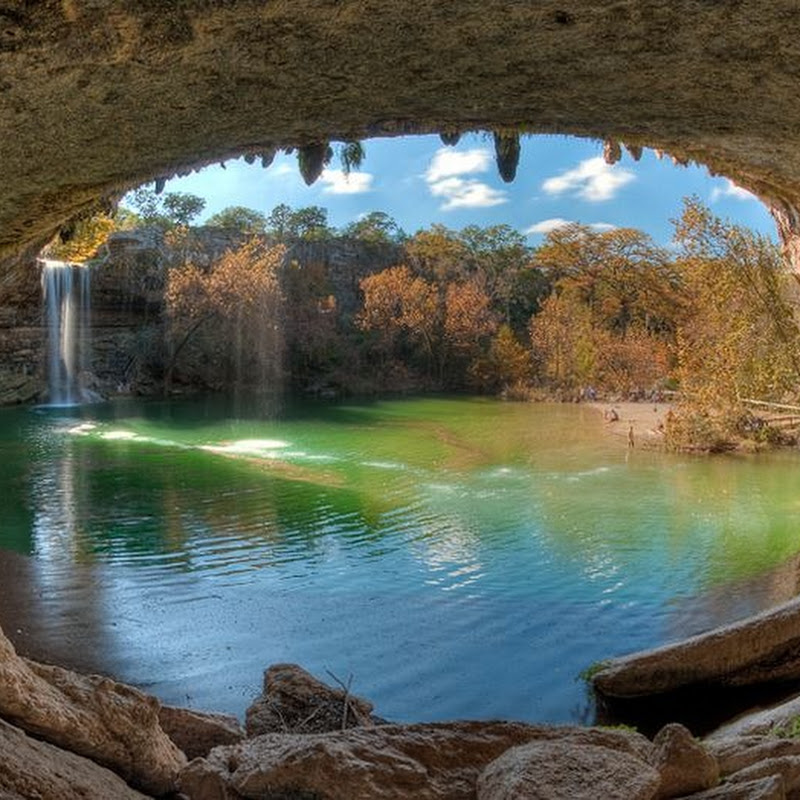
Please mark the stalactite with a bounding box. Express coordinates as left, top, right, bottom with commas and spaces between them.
624, 143, 643, 162
298, 142, 332, 186
603, 139, 622, 165
493, 132, 520, 183
440, 131, 461, 147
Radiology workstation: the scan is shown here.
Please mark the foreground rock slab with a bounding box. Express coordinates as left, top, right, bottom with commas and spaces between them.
0, 718, 150, 800
592, 595, 800, 701
245, 662, 377, 736
0, 624, 185, 795
707, 694, 800, 741
181, 721, 655, 800
476, 739, 660, 800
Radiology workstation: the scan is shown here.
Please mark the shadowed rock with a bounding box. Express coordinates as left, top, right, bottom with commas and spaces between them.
706, 694, 800, 741
0, 624, 185, 795
159, 705, 245, 761
684, 775, 785, 800
592, 596, 800, 705
0, 718, 150, 800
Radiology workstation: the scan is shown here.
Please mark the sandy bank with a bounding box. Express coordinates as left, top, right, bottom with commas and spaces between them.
589, 401, 672, 449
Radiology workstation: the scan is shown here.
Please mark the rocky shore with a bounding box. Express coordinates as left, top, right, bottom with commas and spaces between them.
7, 600, 800, 799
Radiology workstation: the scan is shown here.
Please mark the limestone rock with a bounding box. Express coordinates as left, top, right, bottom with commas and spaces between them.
649, 723, 719, 798
0, 624, 185, 795
180, 721, 654, 800
245, 662, 376, 736
726, 756, 800, 793
159, 705, 245, 761
706, 695, 800, 740
0, 717, 150, 800
679, 775, 785, 799
476, 740, 660, 800
705, 736, 800, 778
592, 595, 800, 703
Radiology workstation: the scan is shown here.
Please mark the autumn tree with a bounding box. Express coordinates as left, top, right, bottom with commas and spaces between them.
672, 198, 800, 413
47, 211, 116, 262
165, 240, 286, 397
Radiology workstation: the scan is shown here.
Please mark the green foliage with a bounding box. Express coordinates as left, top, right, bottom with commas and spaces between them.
339, 141, 365, 175
123, 188, 205, 229
206, 206, 266, 234
266, 204, 333, 241
772, 716, 800, 739
577, 660, 610, 683
343, 212, 404, 245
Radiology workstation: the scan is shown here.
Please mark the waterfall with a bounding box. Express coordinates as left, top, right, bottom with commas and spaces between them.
40, 259, 91, 406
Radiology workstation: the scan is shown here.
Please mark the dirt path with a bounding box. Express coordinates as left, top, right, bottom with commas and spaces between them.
589, 401, 672, 449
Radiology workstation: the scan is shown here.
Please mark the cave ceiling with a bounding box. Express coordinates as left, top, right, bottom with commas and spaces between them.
3, 0, 800, 267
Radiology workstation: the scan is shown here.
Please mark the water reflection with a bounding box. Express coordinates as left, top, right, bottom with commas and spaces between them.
2, 398, 800, 724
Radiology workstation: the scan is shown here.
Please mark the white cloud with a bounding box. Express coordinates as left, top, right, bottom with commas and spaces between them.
425, 148, 493, 182
524, 218, 572, 235
429, 177, 508, 211
542, 157, 635, 202
524, 218, 618, 236
589, 222, 617, 232
424, 147, 506, 210
710, 179, 755, 202
319, 169, 374, 195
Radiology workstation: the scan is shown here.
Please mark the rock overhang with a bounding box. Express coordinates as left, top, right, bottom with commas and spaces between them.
4, 0, 800, 268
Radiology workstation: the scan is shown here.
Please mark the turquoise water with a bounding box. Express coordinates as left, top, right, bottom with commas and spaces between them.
1, 396, 800, 724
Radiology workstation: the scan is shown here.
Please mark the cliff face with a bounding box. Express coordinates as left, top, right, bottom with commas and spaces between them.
3, 1, 800, 273
0, 229, 398, 405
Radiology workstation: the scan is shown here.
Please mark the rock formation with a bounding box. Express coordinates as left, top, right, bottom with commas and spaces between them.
3, 2, 800, 274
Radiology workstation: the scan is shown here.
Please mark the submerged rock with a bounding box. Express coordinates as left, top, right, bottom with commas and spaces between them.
159, 705, 245, 761
245, 662, 377, 736
0, 624, 185, 795
180, 721, 654, 800
476, 739, 660, 800
0, 717, 150, 800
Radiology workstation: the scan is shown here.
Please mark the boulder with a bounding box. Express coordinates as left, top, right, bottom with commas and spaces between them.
706, 695, 800, 740
245, 662, 377, 736
592, 596, 800, 702
476, 740, 660, 800
0, 624, 185, 795
705, 736, 800, 778
160, 705, 245, 760
678, 775, 785, 799
180, 721, 654, 800
0, 717, 150, 800
649, 723, 718, 798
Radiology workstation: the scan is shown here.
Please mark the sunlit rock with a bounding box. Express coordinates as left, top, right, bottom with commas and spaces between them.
0, 624, 185, 795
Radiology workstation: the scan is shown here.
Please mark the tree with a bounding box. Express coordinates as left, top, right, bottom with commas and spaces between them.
123, 188, 206, 229
48, 211, 116, 262
671, 198, 800, 412
206, 206, 267, 234
161, 192, 206, 227
164, 240, 286, 395
343, 212, 403, 245
265, 204, 332, 241
358, 265, 439, 371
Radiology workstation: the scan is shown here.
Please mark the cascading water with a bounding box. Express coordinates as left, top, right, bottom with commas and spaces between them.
40, 259, 91, 406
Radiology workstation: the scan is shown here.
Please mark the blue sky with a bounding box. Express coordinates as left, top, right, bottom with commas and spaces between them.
156, 133, 775, 246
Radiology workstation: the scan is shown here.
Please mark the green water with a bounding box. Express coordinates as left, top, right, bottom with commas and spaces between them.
1, 395, 800, 723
